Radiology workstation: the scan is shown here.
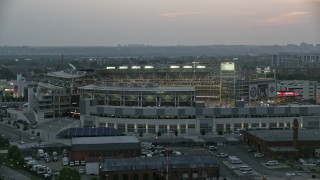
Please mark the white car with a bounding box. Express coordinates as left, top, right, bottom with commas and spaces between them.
266, 160, 279, 166
18, 141, 25, 144
75, 160, 80, 166
79, 169, 85, 174
216, 153, 228, 157
254, 153, 264, 158
239, 165, 252, 171
69, 161, 74, 167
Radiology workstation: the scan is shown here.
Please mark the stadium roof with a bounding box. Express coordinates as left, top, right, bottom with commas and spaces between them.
47, 70, 86, 78
79, 83, 195, 92
56, 127, 120, 138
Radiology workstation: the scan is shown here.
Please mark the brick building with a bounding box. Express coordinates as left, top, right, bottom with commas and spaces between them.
70, 136, 140, 161
100, 156, 219, 180
243, 119, 320, 160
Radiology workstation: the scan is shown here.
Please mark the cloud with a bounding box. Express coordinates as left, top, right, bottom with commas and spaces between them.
258, 11, 310, 25
160, 11, 202, 18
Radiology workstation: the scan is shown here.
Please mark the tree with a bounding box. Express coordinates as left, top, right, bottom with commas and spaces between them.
157, 130, 161, 137
89, 177, 98, 180
200, 129, 206, 136
57, 168, 81, 180
7, 145, 22, 165
23, 125, 28, 131
31, 130, 34, 134
174, 130, 178, 137
36, 132, 40, 137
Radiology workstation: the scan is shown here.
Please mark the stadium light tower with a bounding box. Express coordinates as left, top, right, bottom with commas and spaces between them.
192, 61, 199, 79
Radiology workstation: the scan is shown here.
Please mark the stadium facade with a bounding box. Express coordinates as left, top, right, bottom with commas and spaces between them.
29, 69, 95, 122
79, 82, 320, 134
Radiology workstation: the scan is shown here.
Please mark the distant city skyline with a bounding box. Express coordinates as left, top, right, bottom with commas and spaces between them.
0, 0, 319, 46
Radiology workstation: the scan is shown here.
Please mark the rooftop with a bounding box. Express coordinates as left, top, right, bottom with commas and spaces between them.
102, 156, 218, 172
247, 130, 320, 142
268, 146, 299, 152
47, 70, 86, 78
71, 136, 140, 145
79, 83, 195, 92
38, 82, 64, 90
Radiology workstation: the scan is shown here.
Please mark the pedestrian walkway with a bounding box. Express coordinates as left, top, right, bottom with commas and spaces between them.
0, 165, 31, 180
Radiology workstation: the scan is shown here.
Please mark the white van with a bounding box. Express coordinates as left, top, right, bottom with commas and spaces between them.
62, 157, 69, 166
38, 149, 44, 157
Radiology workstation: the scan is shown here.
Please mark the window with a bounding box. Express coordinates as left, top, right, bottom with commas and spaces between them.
123, 174, 128, 180
143, 173, 149, 180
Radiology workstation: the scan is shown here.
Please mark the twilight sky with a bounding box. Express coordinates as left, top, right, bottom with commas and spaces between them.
0, 0, 319, 46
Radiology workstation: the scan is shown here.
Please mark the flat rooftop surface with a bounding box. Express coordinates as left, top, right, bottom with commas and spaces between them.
47, 70, 85, 78
79, 83, 195, 92
102, 155, 218, 171
268, 146, 299, 152
71, 136, 140, 145
247, 130, 320, 141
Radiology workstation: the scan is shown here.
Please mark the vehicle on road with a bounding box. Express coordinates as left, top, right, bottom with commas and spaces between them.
242, 171, 252, 174
209, 146, 218, 151
18, 140, 25, 144
216, 153, 228, 157
231, 166, 238, 170
186, 144, 193, 148
239, 165, 252, 171
228, 156, 243, 164
254, 153, 264, 158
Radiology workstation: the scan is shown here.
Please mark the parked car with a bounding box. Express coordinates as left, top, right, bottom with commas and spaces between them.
44, 157, 51, 163
266, 160, 279, 166
79, 169, 85, 174
80, 160, 86, 166
186, 144, 193, 148
75, 160, 80, 166
69, 161, 74, 167
209, 146, 218, 151
254, 153, 264, 158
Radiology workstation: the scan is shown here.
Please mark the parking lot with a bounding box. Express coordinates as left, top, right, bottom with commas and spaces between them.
22, 148, 96, 180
